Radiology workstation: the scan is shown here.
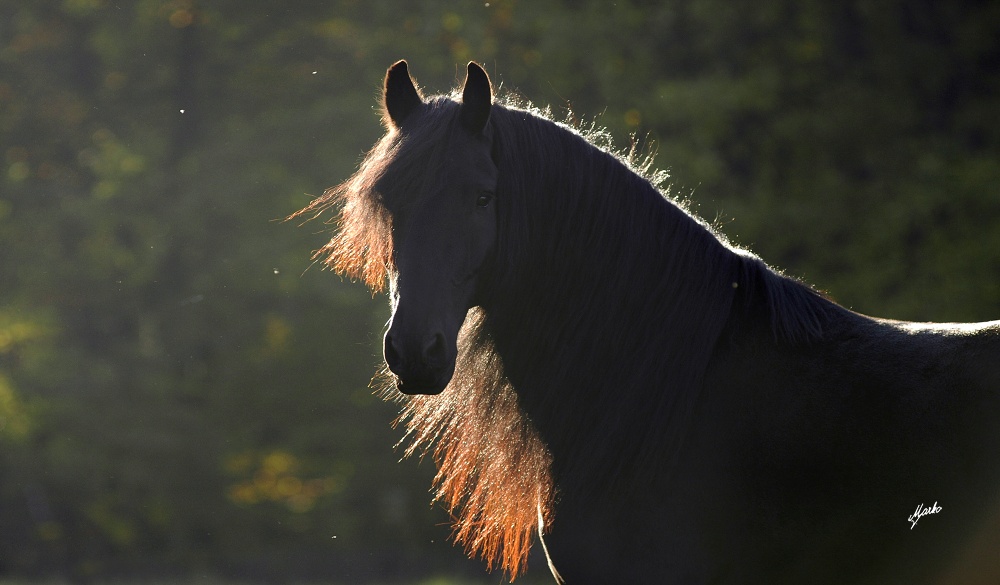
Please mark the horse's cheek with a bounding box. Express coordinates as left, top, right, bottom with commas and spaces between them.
475, 207, 498, 264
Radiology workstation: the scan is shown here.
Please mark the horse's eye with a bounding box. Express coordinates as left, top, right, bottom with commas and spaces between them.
476, 191, 494, 207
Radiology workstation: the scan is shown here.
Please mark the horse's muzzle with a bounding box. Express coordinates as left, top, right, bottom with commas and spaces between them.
384, 331, 454, 395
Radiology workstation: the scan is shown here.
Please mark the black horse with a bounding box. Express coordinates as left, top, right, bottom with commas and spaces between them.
297, 61, 1000, 584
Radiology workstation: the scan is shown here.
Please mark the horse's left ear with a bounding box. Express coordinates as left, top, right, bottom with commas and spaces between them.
460, 61, 492, 134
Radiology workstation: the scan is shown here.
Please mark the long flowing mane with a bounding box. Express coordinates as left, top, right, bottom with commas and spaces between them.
295, 92, 835, 578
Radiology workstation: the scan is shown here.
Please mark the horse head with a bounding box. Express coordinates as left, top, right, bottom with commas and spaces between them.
379, 61, 498, 395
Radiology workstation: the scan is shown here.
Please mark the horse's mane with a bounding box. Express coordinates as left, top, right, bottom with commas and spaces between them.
294, 90, 834, 579
387, 308, 554, 577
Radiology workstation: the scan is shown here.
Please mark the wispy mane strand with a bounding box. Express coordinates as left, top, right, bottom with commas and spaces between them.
388, 309, 555, 579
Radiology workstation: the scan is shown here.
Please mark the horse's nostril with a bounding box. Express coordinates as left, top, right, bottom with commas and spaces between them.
424, 332, 447, 366
385, 330, 449, 378
384, 333, 403, 372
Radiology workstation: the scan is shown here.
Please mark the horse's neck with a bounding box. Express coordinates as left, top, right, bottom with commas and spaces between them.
487, 143, 742, 484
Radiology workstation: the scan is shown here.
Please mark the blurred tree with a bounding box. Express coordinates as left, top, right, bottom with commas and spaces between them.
0, 0, 471, 580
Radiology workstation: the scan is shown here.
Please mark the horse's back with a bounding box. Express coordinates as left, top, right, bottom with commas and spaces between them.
709, 314, 1000, 584
542, 315, 1000, 584
574, 313, 1000, 584
882, 319, 1000, 584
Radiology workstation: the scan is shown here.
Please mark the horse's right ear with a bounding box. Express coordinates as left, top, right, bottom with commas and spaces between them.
460, 61, 492, 134
383, 60, 423, 128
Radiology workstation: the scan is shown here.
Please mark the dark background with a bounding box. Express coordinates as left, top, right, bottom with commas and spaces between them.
1, 0, 998, 582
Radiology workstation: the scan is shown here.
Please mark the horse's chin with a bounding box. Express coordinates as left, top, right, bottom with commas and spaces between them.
394, 373, 452, 396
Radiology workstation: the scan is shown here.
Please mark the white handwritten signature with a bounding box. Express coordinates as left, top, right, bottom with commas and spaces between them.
908, 501, 942, 529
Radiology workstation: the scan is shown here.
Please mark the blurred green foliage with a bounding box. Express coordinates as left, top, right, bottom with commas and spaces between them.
0, 0, 997, 582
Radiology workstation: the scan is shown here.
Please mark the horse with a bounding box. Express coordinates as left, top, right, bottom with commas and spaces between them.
296, 60, 1000, 584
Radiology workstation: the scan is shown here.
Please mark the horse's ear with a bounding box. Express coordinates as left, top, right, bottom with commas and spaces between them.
383, 60, 423, 128
460, 61, 492, 134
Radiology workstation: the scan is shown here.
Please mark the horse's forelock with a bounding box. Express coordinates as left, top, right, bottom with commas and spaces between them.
317, 101, 472, 291
308, 135, 399, 291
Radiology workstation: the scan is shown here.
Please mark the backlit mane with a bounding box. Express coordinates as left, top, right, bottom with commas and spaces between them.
388, 308, 554, 578
295, 90, 833, 579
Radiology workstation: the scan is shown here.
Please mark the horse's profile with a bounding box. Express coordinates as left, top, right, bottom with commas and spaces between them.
297, 60, 1000, 584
